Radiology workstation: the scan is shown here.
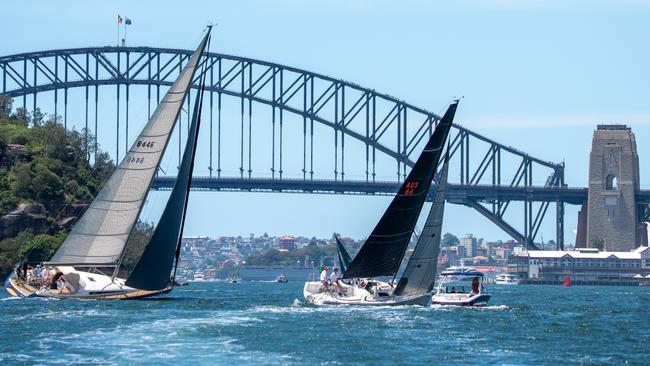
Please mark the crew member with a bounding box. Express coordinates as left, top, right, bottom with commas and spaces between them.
330, 268, 342, 293
319, 266, 329, 289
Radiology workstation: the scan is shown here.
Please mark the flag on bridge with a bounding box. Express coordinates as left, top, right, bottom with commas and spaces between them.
125, 18, 132, 25
118, 15, 123, 24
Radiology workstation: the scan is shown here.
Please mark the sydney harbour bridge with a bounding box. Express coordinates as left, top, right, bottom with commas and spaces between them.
4, 46, 645, 250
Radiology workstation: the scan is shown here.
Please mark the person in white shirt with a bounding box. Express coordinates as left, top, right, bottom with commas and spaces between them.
329, 268, 343, 293
320, 266, 329, 285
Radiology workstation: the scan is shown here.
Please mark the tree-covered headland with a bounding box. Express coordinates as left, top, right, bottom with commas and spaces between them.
0, 96, 114, 279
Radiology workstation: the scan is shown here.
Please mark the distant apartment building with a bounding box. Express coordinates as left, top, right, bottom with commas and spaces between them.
459, 234, 478, 258
510, 247, 650, 286
278, 235, 296, 251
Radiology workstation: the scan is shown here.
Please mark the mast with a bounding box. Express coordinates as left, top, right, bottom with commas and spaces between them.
342, 101, 458, 279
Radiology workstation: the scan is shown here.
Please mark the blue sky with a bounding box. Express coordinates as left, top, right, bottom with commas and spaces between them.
2, 0, 650, 242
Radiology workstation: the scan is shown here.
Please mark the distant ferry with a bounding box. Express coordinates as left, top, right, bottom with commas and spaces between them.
495, 273, 519, 285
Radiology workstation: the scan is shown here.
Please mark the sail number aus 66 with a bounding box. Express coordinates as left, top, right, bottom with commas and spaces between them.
404, 181, 420, 196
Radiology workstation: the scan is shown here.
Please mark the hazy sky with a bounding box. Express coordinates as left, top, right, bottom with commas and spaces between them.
2, 0, 649, 242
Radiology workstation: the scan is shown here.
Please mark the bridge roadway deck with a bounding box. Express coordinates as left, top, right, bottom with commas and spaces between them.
151, 176, 627, 205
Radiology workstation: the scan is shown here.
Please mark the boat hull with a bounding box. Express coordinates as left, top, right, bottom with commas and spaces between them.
4, 270, 172, 300
431, 293, 491, 306
303, 281, 431, 306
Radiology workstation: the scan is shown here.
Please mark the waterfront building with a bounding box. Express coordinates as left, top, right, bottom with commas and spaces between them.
510, 247, 650, 286
459, 234, 478, 257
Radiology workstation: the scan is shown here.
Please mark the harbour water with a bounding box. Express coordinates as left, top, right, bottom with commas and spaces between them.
1, 282, 648, 365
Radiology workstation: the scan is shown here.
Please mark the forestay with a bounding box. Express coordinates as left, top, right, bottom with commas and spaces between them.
342, 101, 458, 279
49, 34, 209, 265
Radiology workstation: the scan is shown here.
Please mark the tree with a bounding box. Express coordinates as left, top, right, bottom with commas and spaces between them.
31, 108, 45, 126
591, 237, 605, 251
442, 232, 460, 246
18, 233, 65, 262
0, 96, 12, 119
13, 107, 30, 126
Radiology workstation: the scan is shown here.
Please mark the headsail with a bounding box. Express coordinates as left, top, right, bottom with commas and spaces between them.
126, 33, 209, 290
335, 236, 352, 273
394, 157, 449, 296
49, 33, 210, 265
342, 101, 458, 279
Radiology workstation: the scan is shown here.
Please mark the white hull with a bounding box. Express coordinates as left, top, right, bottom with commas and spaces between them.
303, 281, 431, 306
5, 268, 170, 300
494, 281, 518, 285
431, 292, 491, 306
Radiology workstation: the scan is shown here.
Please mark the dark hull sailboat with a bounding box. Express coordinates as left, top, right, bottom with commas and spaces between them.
304, 101, 458, 306
5, 28, 212, 300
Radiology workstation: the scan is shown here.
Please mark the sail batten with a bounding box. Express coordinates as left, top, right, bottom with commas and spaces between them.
49, 33, 210, 266
342, 101, 457, 279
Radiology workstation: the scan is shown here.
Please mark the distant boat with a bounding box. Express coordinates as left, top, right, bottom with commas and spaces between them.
563, 275, 572, 287
5, 28, 212, 300
432, 267, 491, 306
495, 273, 519, 285
276, 274, 288, 283
303, 101, 459, 306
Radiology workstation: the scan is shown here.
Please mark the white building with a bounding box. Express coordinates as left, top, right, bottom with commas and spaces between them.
510, 247, 650, 285
459, 234, 477, 258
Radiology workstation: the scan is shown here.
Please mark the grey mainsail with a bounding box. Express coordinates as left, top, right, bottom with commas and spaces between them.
394, 158, 448, 296
49, 33, 210, 265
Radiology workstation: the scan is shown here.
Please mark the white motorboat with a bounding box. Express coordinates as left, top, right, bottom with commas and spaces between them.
495, 273, 519, 285
304, 101, 459, 306
431, 267, 491, 306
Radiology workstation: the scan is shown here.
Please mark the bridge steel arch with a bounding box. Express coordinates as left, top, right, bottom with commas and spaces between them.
0, 46, 570, 249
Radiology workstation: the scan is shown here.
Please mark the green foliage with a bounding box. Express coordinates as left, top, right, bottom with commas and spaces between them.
442, 232, 460, 246
0, 102, 113, 279
0, 231, 34, 279
119, 221, 155, 277
18, 232, 66, 262
591, 237, 605, 251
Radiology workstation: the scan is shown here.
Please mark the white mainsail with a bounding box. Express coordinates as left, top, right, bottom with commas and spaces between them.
49, 36, 209, 265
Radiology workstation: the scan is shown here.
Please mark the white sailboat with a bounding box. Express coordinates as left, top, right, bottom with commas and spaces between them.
303, 101, 459, 306
5, 28, 212, 300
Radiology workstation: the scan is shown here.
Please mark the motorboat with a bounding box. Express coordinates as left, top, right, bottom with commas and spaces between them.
5, 28, 212, 300
495, 273, 519, 285
431, 267, 491, 306
304, 101, 459, 306
276, 274, 288, 283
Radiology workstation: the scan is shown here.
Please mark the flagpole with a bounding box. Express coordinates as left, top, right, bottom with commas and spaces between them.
117, 15, 119, 46
125, 21, 127, 46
